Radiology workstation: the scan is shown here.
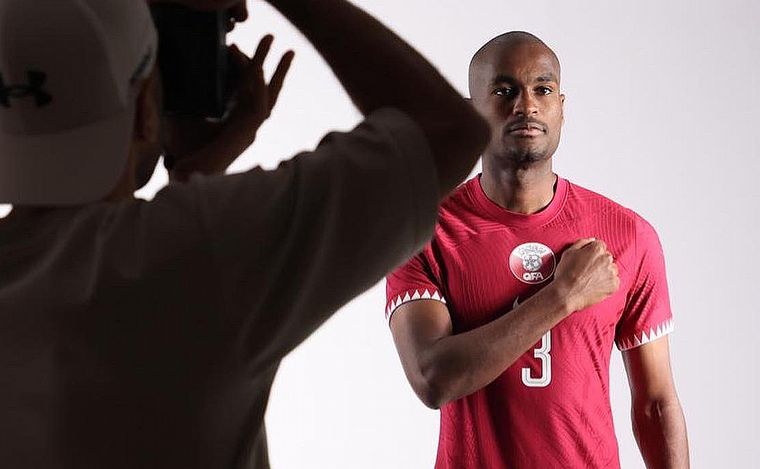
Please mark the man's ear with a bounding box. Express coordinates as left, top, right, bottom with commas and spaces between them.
133, 69, 161, 144
560, 93, 566, 122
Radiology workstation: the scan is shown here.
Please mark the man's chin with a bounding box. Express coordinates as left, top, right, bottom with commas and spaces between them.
499, 136, 544, 155
503, 145, 550, 166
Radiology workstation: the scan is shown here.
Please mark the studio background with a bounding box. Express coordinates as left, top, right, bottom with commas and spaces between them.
5, 0, 756, 467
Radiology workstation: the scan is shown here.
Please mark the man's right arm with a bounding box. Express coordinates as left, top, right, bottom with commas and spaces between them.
391, 239, 620, 409
265, 0, 489, 199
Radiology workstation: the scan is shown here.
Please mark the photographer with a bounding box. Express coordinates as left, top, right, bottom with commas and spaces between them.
0, 0, 487, 468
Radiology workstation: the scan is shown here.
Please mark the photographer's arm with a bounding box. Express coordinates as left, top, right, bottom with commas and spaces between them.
266, 0, 489, 198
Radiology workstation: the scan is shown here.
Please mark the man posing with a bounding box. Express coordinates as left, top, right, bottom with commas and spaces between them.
386, 32, 689, 468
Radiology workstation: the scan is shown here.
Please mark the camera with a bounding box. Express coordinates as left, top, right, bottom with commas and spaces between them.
150, 4, 234, 119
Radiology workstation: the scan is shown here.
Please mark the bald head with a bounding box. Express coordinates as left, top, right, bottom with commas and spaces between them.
466, 31, 565, 168
469, 31, 561, 97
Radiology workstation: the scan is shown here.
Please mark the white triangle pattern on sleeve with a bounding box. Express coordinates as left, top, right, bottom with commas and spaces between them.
616, 318, 675, 351
385, 289, 447, 322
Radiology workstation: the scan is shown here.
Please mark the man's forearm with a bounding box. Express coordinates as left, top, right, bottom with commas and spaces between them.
633, 398, 690, 469
265, 0, 488, 196
419, 284, 571, 408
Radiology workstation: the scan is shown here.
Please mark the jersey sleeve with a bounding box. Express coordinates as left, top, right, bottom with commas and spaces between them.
190, 108, 440, 368
385, 246, 446, 325
615, 215, 674, 350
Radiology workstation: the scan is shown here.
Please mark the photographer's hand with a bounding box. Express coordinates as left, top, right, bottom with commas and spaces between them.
166, 36, 294, 183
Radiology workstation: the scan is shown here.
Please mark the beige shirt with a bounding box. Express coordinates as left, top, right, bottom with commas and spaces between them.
0, 108, 438, 468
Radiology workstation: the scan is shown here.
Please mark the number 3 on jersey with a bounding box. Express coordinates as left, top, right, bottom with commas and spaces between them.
522, 330, 552, 387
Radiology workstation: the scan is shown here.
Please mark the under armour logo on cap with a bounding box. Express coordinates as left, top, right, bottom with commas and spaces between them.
0, 71, 53, 108
0, 0, 157, 206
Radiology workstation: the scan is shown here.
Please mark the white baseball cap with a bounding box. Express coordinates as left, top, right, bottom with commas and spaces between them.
0, 0, 157, 205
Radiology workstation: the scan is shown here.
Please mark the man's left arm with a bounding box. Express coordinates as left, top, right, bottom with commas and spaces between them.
623, 336, 689, 469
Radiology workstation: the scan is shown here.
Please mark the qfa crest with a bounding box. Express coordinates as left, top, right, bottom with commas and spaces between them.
509, 242, 556, 284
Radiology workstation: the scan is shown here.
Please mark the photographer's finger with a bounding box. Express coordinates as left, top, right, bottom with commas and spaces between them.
228, 44, 249, 68
268, 51, 295, 110
252, 35, 275, 68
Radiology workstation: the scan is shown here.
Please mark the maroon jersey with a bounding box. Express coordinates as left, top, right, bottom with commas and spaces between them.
385, 175, 673, 469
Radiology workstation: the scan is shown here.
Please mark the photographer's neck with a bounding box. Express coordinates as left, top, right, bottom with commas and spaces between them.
103, 150, 138, 202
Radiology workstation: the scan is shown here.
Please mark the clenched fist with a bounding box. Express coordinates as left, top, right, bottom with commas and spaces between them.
553, 238, 620, 313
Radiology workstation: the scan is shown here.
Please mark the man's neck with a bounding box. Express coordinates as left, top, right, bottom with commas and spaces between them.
480, 157, 557, 215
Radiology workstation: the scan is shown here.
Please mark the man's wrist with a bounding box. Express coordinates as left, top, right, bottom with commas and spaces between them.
542, 281, 575, 318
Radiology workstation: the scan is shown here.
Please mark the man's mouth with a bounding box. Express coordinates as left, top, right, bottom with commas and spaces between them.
507, 121, 546, 137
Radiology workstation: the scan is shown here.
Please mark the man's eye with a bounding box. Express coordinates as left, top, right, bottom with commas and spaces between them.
537, 87, 553, 95
494, 87, 513, 97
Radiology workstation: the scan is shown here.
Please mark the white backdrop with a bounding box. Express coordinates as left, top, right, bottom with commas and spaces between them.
10, 0, 757, 467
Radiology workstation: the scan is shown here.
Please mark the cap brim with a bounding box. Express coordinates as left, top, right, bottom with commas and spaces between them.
0, 104, 135, 206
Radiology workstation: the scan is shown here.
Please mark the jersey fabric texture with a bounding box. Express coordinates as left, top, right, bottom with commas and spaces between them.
0, 108, 439, 469
385, 175, 673, 469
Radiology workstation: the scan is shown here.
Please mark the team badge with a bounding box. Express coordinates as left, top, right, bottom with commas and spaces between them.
509, 242, 556, 284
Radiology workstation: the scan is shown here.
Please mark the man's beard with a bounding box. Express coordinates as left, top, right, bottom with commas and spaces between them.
502, 143, 551, 167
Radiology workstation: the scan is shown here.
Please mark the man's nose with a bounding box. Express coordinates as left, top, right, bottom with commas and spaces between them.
513, 90, 538, 117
